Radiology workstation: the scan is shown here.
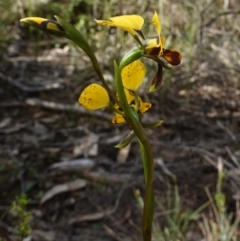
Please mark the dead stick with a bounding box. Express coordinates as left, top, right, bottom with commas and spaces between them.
25, 98, 111, 120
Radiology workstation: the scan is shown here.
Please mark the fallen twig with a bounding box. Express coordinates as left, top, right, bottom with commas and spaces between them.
216, 121, 236, 141
25, 98, 112, 120
81, 171, 140, 184
187, 146, 235, 170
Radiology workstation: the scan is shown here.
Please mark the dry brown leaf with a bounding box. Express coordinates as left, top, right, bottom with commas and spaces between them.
68, 209, 113, 224
82, 171, 136, 184
40, 179, 87, 205
73, 133, 99, 157
117, 144, 131, 164
38, 115, 61, 124
0, 117, 12, 129
48, 158, 95, 172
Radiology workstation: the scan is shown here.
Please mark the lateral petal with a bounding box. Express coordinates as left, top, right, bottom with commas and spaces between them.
79, 84, 109, 110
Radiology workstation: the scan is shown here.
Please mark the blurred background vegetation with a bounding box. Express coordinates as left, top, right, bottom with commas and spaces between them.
2, 0, 239, 104
0, 0, 240, 240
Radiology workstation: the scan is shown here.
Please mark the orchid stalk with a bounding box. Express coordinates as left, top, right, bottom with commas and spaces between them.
20, 11, 181, 241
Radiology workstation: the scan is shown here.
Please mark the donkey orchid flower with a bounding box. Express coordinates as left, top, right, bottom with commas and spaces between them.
96, 11, 181, 66
144, 11, 181, 66
79, 60, 151, 124
113, 60, 151, 124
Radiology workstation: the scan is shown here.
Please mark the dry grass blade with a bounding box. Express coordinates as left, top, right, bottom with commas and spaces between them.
68, 209, 113, 224
40, 179, 88, 204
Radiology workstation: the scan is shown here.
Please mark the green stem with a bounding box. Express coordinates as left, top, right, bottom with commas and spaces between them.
129, 90, 140, 111
115, 48, 155, 241
108, 102, 124, 115
91, 58, 120, 105
139, 140, 154, 241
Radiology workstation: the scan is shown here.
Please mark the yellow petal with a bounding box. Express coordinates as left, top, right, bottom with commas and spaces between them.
96, 15, 144, 36
144, 37, 160, 55
149, 64, 163, 92
144, 36, 166, 56
121, 60, 146, 91
116, 91, 134, 105
20, 17, 48, 24
144, 12, 164, 56
112, 113, 126, 124
152, 11, 161, 36
124, 89, 135, 104
160, 37, 165, 48
20, 17, 64, 33
139, 101, 152, 113
79, 84, 109, 110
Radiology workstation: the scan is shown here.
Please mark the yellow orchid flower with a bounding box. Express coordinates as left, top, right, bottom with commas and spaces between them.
144, 11, 163, 55
144, 12, 181, 66
79, 60, 151, 124
112, 60, 151, 124
96, 11, 182, 66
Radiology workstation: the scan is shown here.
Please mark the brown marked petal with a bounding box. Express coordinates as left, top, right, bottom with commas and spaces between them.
163, 49, 182, 66
149, 64, 163, 92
